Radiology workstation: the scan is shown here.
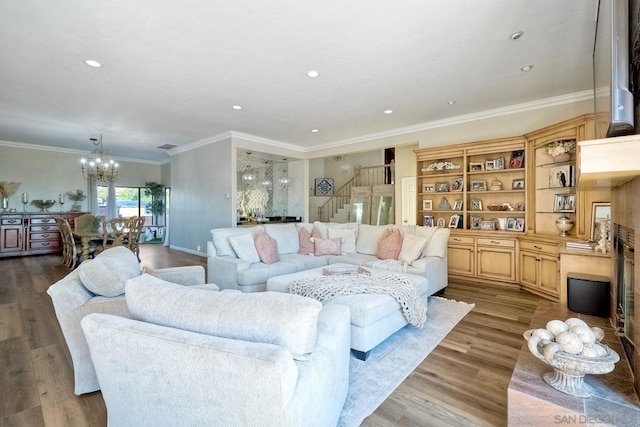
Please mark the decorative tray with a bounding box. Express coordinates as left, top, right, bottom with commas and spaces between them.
322, 266, 370, 276
487, 204, 511, 211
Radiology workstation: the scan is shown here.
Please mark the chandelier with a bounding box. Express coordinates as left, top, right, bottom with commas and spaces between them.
278, 170, 291, 188
241, 165, 256, 186
80, 135, 119, 182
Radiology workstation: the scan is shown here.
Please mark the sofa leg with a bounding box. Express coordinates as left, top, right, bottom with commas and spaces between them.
352, 349, 370, 361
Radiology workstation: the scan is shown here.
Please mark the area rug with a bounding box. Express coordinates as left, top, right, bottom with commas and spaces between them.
338, 296, 475, 427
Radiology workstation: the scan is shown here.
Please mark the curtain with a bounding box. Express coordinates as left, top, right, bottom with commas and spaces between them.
107, 182, 117, 219
87, 179, 98, 215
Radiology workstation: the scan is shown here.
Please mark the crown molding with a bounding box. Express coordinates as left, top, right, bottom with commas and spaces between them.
304, 90, 594, 153
0, 139, 162, 165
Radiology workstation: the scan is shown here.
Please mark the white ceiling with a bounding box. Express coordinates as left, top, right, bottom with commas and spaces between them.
0, 0, 599, 162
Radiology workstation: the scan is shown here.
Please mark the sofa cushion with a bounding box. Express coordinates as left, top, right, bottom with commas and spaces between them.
377, 228, 402, 260
297, 227, 315, 255
356, 224, 390, 255
125, 274, 323, 359
398, 233, 427, 263
264, 223, 299, 255
279, 253, 328, 271
313, 221, 359, 240
255, 231, 280, 264
313, 237, 342, 256
422, 227, 450, 258
228, 234, 260, 264
237, 262, 298, 286
211, 226, 264, 257
327, 228, 356, 254
79, 246, 140, 297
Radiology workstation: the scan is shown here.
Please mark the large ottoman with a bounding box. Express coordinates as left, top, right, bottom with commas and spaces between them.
266, 263, 434, 360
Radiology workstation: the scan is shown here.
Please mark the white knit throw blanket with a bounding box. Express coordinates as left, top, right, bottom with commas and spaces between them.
289, 274, 427, 328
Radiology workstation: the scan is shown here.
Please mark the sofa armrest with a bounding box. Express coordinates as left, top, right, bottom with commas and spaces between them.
207, 256, 250, 290
419, 256, 448, 293
155, 266, 205, 286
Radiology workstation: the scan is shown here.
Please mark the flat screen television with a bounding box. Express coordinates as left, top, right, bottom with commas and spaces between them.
594, 0, 635, 138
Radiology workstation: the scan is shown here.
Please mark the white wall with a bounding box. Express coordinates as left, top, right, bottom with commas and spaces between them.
0, 145, 161, 212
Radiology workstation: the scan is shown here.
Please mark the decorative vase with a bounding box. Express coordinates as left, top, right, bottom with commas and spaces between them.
552, 152, 571, 162
555, 216, 574, 237
71, 202, 81, 212
2, 197, 8, 212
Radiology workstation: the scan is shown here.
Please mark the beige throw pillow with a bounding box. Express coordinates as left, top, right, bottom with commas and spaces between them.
398, 233, 427, 263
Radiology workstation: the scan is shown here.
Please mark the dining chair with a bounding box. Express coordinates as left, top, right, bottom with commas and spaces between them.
102, 217, 133, 250
55, 217, 97, 269
127, 216, 146, 260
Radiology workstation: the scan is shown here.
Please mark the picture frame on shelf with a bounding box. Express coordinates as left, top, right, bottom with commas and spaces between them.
485, 160, 495, 171
512, 179, 525, 190
470, 216, 482, 230
505, 217, 517, 231
435, 182, 449, 192
423, 199, 433, 211
590, 202, 612, 241
554, 193, 576, 213
549, 165, 574, 188
423, 183, 435, 193
514, 218, 525, 232
453, 199, 463, 210
509, 150, 525, 168
494, 157, 505, 170
470, 199, 483, 211
481, 220, 496, 231
470, 180, 487, 191
450, 177, 463, 191
448, 214, 462, 229
423, 215, 434, 227
437, 217, 446, 228
469, 162, 484, 172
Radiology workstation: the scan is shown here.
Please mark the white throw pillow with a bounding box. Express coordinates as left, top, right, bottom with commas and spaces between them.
228, 234, 260, 264
210, 226, 263, 257
398, 233, 427, 263
327, 227, 357, 254
125, 274, 323, 360
356, 224, 390, 255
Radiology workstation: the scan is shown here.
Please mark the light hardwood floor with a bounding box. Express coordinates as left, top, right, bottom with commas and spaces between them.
0, 245, 539, 427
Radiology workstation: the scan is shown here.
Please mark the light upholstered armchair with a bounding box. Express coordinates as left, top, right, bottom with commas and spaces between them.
47, 246, 218, 395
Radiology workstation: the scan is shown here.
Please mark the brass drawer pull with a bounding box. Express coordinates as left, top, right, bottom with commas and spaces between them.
490, 240, 500, 245
534, 245, 542, 250
453, 238, 461, 242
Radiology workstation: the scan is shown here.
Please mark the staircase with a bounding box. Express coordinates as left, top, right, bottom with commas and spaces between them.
317, 161, 394, 223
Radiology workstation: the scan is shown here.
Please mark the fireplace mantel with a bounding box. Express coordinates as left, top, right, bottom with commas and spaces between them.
579, 134, 640, 189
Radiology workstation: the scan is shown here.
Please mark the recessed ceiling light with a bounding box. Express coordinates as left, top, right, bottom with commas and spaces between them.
232, 105, 242, 110
384, 109, 393, 114
311, 129, 319, 133
510, 31, 524, 40
521, 65, 533, 72
84, 59, 102, 68
306, 70, 320, 78
447, 101, 456, 105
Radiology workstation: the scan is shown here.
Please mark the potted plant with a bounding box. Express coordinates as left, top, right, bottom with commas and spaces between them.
0, 181, 20, 211
144, 182, 165, 225
65, 189, 87, 212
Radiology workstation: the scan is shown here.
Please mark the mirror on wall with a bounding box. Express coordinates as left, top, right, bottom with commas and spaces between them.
371, 195, 394, 225
237, 152, 289, 220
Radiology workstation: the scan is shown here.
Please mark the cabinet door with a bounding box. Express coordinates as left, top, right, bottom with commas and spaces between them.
1, 226, 23, 252
448, 245, 475, 276
519, 251, 539, 288
477, 247, 516, 281
538, 254, 559, 295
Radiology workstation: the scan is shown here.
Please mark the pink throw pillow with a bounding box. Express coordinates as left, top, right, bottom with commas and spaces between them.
313, 237, 342, 256
311, 226, 322, 239
298, 227, 315, 255
254, 231, 280, 264
377, 229, 403, 260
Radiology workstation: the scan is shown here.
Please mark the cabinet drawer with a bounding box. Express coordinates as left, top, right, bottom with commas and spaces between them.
477, 238, 515, 248
30, 217, 56, 225
1, 218, 22, 225
30, 224, 58, 232
29, 240, 60, 250
449, 235, 474, 245
30, 232, 60, 241
520, 241, 557, 254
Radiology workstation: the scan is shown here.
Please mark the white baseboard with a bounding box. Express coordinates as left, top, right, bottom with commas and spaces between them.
169, 245, 207, 257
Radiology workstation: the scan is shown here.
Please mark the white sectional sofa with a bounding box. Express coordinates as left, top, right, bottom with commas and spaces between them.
207, 222, 450, 293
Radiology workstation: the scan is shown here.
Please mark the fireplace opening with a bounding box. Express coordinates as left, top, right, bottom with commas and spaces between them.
615, 225, 635, 369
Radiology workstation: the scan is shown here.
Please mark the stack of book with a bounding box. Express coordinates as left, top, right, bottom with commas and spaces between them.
566, 240, 597, 250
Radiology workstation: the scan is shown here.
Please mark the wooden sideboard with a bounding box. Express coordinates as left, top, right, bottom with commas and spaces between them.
0, 211, 86, 258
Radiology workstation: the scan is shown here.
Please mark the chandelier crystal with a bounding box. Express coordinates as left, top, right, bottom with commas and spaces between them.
278, 170, 291, 188
241, 165, 256, 185
80, 135, 119, 182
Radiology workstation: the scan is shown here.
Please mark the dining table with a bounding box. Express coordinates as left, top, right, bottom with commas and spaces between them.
72, 229, 103, 260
